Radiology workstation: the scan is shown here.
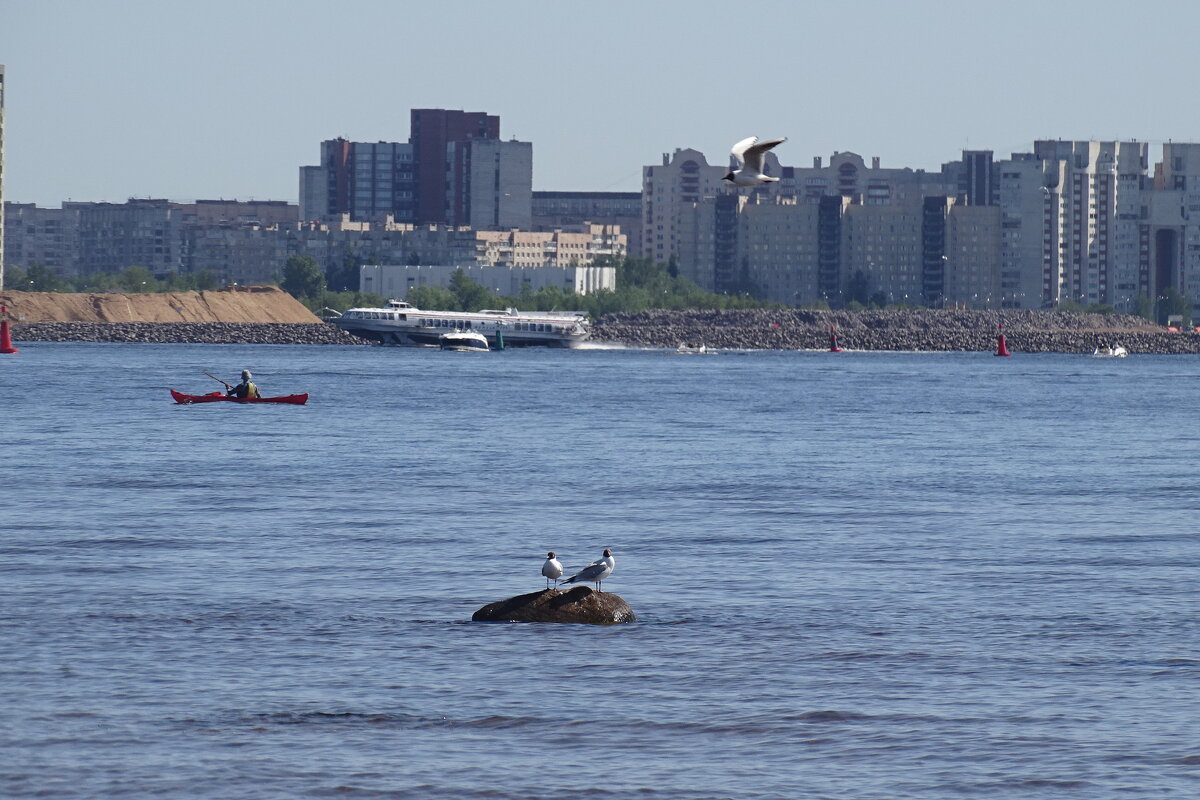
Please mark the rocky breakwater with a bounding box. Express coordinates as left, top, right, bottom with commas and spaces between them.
472, 587, 636, 624
592, 308, 1200, 354
12, 321, 371, 345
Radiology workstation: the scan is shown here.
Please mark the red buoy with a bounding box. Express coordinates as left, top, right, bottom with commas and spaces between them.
0, 305, 18, 355
829, 325, 843, 353
995, 323, 1011, 357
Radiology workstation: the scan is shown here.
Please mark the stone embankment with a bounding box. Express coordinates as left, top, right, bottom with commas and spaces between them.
592, 308, 1200, 354
12, 321, 369, 345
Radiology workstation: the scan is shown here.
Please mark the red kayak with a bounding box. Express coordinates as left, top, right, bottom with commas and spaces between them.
171, 390, 308, 405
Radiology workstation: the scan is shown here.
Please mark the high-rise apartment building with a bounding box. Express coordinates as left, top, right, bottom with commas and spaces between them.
1035, 140, 1148, 309
642, 148, 732, 266
448, 138, 532, 229
660, 147, 958, 305
992, 154, 1049, 309
299, 109, 530, 229
299, 139, 416, 223
410, 108, 499, 225
1145, 142, 1200, 311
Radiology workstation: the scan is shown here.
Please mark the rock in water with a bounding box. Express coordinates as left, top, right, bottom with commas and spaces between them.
471, 586, 636, 624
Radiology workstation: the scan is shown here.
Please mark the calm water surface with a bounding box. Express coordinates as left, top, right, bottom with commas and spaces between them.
1, 342, 1198, 799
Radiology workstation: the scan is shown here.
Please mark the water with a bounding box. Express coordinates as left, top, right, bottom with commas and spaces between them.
2, 342, 1199, 799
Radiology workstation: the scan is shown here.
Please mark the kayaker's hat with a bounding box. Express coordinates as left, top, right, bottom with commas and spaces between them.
242, 370, 251, 379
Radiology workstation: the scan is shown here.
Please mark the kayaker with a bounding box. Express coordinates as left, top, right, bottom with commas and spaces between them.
226, 370, 261, 399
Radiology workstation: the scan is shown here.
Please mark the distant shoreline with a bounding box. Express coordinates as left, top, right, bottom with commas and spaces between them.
591, 308, 1200, 354
10, 309, 1200, 353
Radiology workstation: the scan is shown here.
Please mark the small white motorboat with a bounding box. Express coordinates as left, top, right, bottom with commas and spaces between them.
440, 330, 489, 352
676, 342, 713, 355
1092, 344, 1128, 358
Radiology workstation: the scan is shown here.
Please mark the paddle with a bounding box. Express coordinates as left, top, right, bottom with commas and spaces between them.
204, 371, 232, 391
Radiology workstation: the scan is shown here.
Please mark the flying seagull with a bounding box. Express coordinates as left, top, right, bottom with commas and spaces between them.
723, 136, 787, 186
542, 551, 563, 589
561, 548, 615, 592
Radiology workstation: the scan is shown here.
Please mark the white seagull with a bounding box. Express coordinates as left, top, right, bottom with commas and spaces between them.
541, 551, 563, 589
723, 136, 787, 186
561, 548, 615, 592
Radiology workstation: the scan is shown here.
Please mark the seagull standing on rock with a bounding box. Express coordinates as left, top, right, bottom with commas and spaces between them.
561, 549, 615, 592
541, 552, 563, 589
723, 136, 787, 186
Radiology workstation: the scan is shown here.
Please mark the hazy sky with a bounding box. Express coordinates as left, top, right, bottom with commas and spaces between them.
3, 0, 1199, 207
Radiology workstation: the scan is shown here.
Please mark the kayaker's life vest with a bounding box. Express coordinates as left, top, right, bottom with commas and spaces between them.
232, 381, 260, 399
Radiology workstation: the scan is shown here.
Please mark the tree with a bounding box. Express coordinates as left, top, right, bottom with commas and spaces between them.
4, 265, 27, 290
327, 250, 361, 293
281, 255, 325, 301
406, 285, 457, 310
118, 266, 158, 293
25, 264, 70, 292
448, 269, 494, 312
1133, 293, 1154, 321
193, 270, 219, 291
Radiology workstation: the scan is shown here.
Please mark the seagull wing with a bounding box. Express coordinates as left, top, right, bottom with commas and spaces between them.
565, 562, 605, 583
742, 137, 787, 172
730, 136, 759, 168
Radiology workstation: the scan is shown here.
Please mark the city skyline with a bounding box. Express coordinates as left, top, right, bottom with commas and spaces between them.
4, 0, 1200, 207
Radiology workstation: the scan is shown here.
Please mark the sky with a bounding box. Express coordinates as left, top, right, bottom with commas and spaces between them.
3, 0, 1200, 207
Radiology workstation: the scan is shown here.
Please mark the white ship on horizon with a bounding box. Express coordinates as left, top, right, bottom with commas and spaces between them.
330, 300, 591, 348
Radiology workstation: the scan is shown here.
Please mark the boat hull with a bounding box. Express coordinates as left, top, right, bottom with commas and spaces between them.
171, 390, 308, 405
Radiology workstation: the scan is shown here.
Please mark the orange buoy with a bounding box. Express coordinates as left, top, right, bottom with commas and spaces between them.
0, 305, 18, 355
829, 325, 842, 353
995, 323, 1011, 357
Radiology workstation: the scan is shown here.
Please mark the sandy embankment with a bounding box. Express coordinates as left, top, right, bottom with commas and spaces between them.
0, 285, 321, 324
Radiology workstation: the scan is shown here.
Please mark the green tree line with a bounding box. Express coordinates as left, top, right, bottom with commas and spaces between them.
281, 254, 780, 318
285, 256, 782, 319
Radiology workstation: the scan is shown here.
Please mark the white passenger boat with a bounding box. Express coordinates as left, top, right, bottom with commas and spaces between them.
1092, 344, 1128, 358
440, 330, 489, 352
331, 300, 590, 348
